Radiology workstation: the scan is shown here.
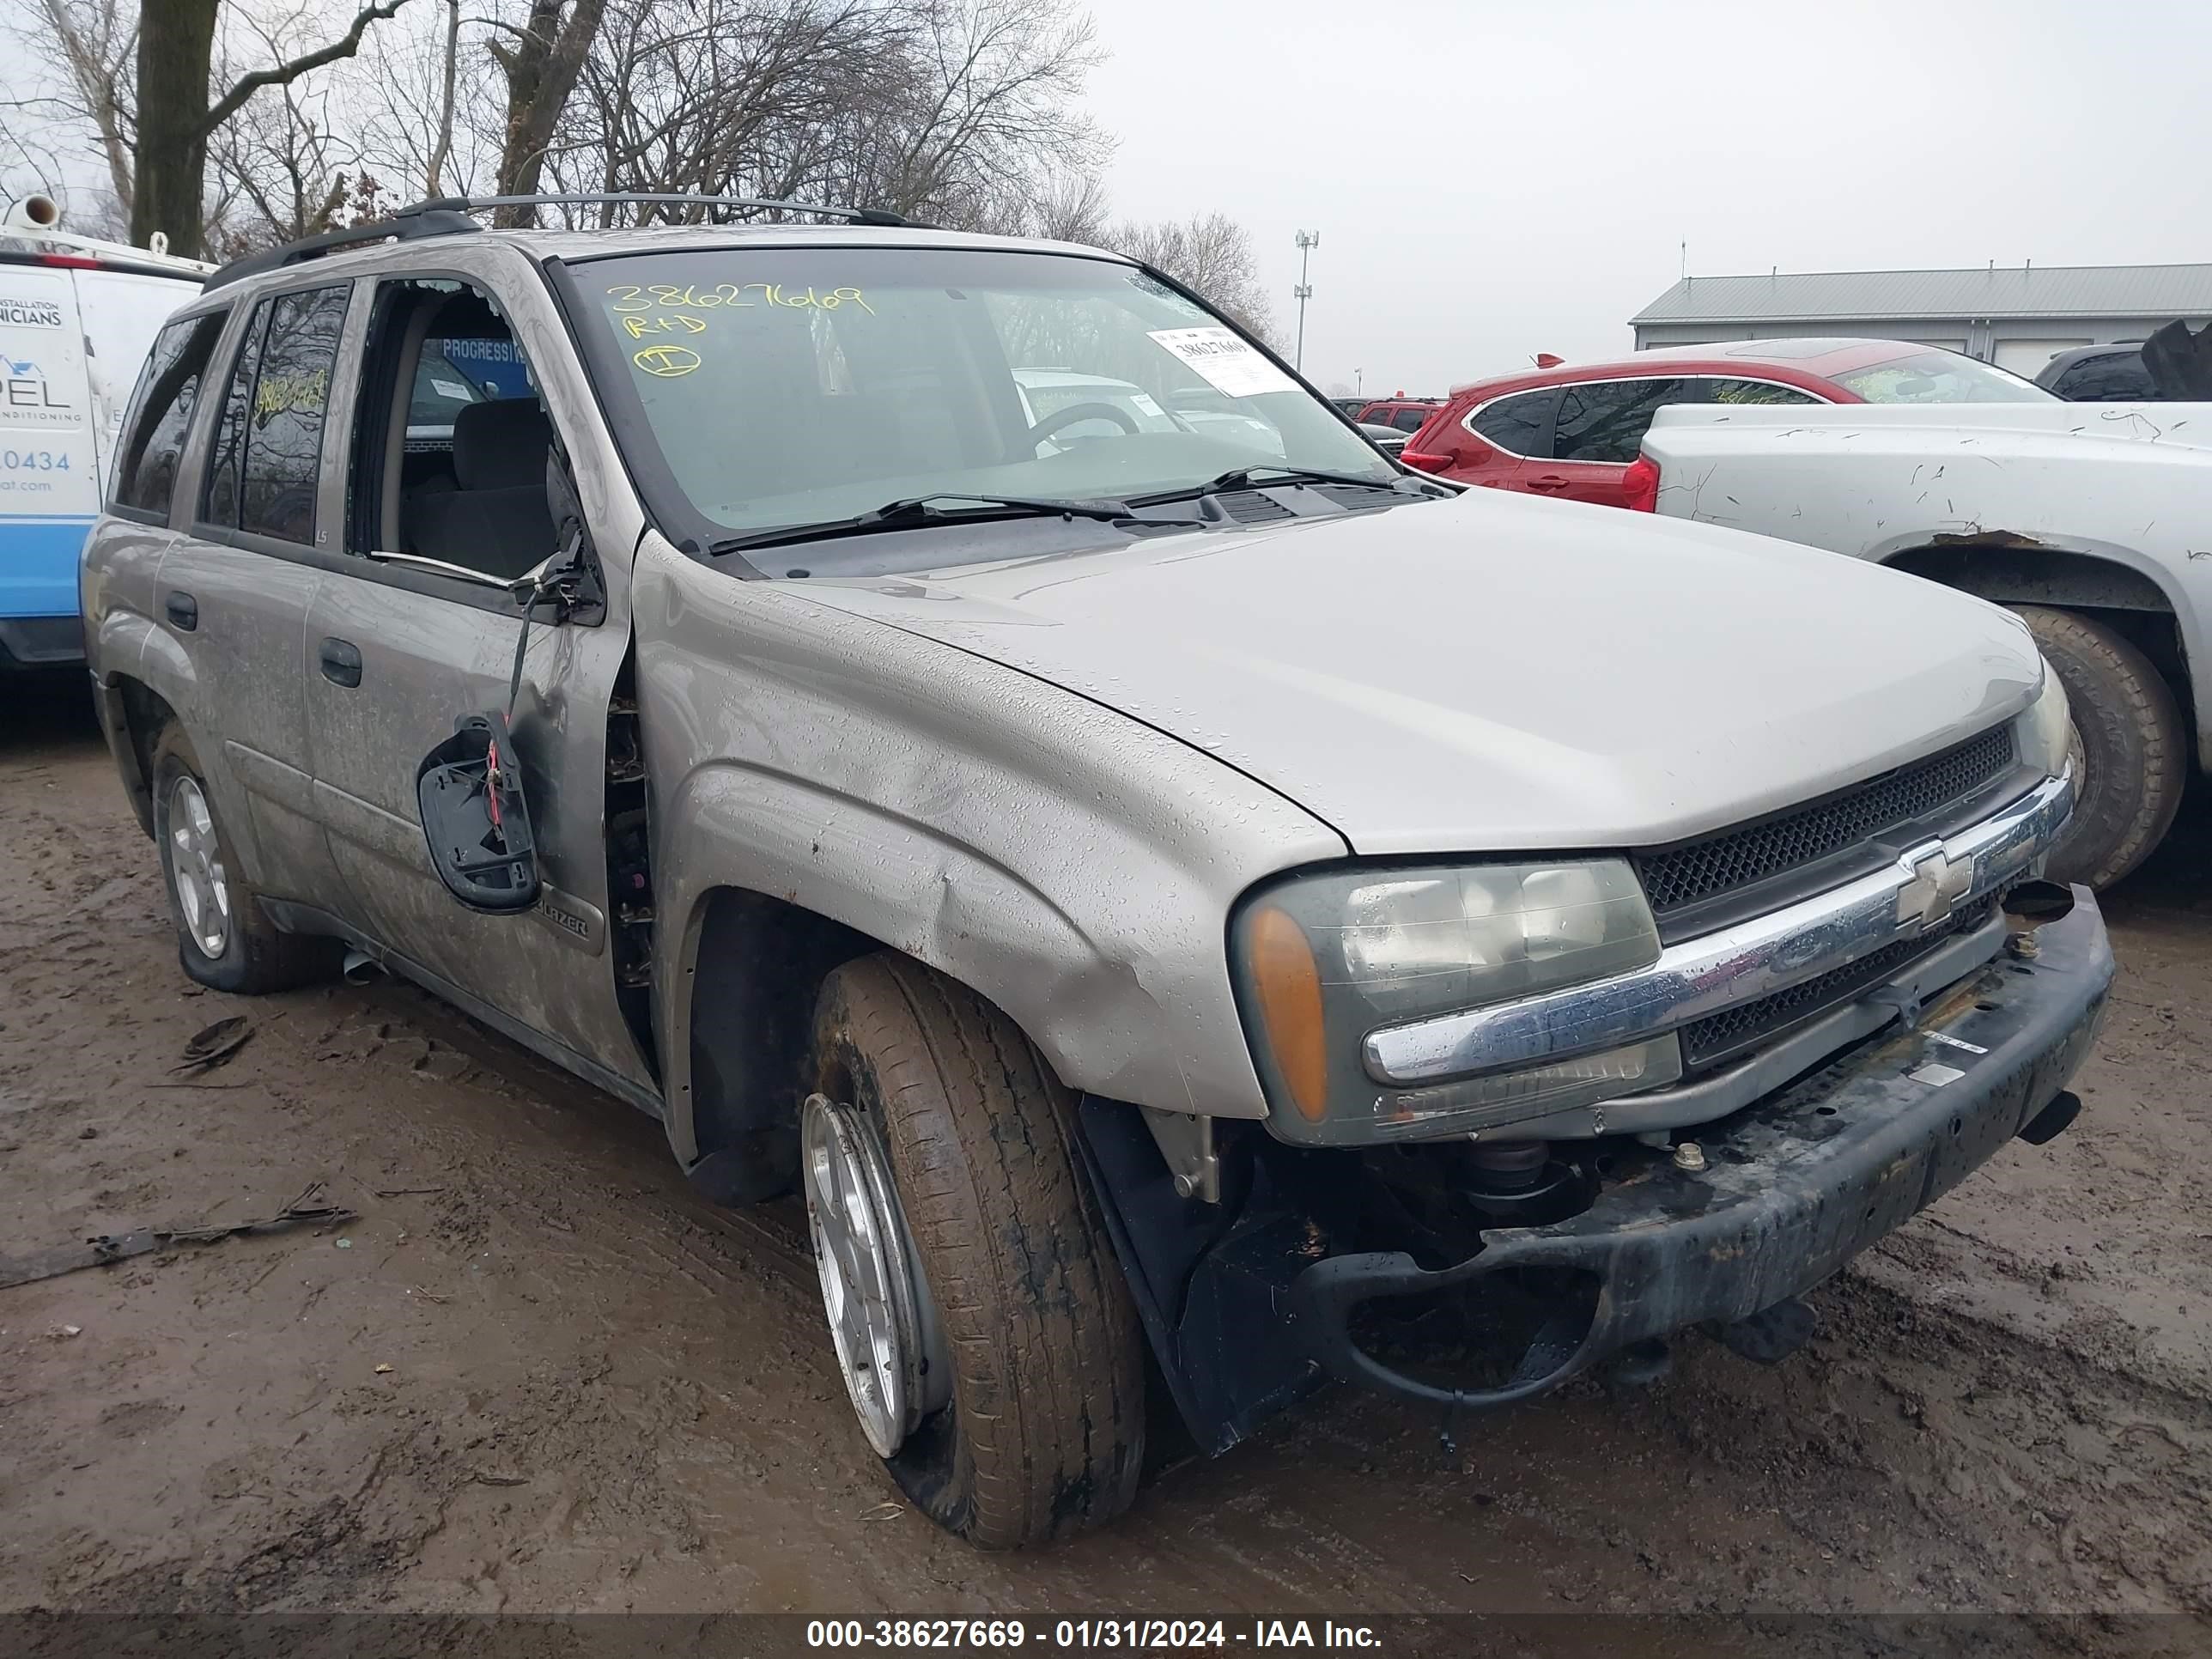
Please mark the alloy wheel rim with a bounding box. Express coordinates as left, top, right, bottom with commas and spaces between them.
800, 1091, 951, 1458
167, 775, 232, 960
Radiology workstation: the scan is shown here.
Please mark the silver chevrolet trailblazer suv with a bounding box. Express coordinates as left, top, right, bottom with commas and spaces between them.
82, 195, 2109, 1548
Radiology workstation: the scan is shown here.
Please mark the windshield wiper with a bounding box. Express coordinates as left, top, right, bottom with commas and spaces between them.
1126, 465, 1410, 507
706, 492, 1189, 557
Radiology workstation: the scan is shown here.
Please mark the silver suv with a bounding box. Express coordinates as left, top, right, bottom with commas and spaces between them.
84, 197, 2110, 1548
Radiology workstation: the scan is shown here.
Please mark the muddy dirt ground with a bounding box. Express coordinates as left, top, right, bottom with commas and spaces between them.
2, 682, 2207, 1644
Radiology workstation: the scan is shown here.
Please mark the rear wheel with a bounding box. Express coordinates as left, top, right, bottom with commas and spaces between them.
2012, 606, 2186, 890
150, 724, 336, 994
805, 952, 1145, 1547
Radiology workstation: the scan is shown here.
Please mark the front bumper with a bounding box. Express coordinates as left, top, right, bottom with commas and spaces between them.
1288, 888, 2112, 1409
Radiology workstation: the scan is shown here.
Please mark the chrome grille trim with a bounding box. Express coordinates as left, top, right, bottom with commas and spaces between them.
1633, 723, 2018, 935
1362, 772, 2071, 1088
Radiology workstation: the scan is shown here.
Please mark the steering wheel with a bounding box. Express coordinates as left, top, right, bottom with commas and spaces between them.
1025, 401, 1144, 446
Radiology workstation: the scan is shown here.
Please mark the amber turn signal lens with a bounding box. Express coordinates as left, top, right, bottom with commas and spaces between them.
1248, 904, 1329, 1121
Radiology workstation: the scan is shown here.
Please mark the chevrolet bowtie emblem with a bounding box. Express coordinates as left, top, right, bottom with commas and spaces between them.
1895, 842, 1974, 933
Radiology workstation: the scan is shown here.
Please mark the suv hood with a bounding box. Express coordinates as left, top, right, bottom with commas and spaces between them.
791, 490, 2041, 854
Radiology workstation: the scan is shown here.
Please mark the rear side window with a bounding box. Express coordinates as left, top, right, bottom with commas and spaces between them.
1467, 388, 1556, 457
1392, 406, 1429, 432
2053, 351, 2158, 401
1706, 379, 1820, 406
112, 310, 228, 518
1552, 378, 1695, 464
201, 283, 349, 544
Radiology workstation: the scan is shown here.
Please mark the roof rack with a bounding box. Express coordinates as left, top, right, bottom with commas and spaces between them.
203, 192, 909, 290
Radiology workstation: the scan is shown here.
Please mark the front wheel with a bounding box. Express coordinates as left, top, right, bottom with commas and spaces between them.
806, 953, 1145, 1547
2012, 605, 2186, 889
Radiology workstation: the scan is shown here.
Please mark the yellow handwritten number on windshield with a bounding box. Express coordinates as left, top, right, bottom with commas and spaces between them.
606, 283, 874, 315
634, 345, 702, 378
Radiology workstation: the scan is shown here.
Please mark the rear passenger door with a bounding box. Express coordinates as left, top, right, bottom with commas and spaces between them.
1532, 378, 1699, 507
167, 283, 354, 904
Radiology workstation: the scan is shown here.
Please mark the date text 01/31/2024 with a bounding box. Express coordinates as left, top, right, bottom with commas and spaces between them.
804, 1620, 1383, 1650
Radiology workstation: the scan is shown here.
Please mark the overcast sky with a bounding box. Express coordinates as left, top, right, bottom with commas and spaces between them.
1085, 0, 2212, 396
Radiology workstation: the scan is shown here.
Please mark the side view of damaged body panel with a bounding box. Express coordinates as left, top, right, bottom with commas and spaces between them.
634, 530, 1349, 1164
1640, 400, 2212, 757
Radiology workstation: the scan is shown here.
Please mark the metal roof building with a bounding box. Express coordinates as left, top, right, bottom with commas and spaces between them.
1631, 262, 2212, 378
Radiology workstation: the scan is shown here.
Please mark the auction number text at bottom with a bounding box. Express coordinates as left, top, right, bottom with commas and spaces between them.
805, 1620, 1381, 1650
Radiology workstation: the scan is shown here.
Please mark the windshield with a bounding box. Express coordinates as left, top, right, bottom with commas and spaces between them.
573, 246, 1389, 557
1832, 349, 2056, 404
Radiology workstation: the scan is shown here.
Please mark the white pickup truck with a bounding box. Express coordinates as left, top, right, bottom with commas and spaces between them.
1640, 399, 2212, 886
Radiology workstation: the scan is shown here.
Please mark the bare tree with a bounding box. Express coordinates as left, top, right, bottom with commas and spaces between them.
426, 0, 460, 195
9, 0, 1119, 263
133, 0, 418, 258
2, 0, 137, 234
485, 0, 611, 222
204, 9, 371, 256
351, 0, 496, 201
836, 0, 1109, 225
550, 0, 908, 222
1111, 210, 1276, 342
973, 166, 1111, 244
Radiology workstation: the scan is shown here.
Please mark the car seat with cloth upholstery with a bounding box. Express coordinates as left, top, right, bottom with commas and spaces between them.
404, 398, 556, 577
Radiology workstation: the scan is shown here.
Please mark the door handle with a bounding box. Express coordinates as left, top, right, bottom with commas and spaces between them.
165, 591, 198, 631
319, 636, 362, 689
1528, 475, 1572, 492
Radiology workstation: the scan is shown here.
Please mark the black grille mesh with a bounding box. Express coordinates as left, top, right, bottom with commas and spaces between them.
1678, 903, 1985, 1070
1637, 725, 2014, 919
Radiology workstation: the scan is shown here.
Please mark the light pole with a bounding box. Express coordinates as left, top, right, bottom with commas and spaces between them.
1293, 229, 1319, 372
1354, 368, 1364, 398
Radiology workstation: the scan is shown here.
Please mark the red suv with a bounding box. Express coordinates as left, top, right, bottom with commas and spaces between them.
1355, 397, 1443, 434
1401, 338, 2053, 508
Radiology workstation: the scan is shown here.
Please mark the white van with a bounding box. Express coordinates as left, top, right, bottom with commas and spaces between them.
1, 195, 208, 670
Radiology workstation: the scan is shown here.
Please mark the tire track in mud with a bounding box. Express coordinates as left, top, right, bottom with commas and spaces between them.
1, 696, 2207, 1638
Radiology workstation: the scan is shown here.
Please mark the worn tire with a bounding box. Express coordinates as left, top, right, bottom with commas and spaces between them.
2013, 605, 2186, 889
150, 723, 337, 994
810, 952, 1145, 1547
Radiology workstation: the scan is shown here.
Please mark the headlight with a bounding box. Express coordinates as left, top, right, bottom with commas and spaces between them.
2015, 659, 2073, 780
1232, 860, 1676, 1145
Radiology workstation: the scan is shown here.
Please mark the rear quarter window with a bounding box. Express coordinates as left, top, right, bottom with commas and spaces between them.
112, 310, 228, 518
1467, 388, 1555, 457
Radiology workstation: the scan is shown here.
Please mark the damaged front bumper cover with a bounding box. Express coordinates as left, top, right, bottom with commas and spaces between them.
1288, 888, 2113, 1411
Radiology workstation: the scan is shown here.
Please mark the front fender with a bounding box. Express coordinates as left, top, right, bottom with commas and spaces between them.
657, 764, 1179, 1162
634, 535, 1346, 1168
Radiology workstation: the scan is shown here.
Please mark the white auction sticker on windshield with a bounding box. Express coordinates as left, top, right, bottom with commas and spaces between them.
1147, 327, 1297, 398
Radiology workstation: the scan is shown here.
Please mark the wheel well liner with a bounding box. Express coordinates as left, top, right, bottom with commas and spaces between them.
680, 885, 878, 1205
106, 675, 179, 840
1881, 544, 2174, 615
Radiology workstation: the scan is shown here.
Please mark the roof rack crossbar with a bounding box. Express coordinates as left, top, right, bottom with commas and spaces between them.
402, 192, 909, 228
203, 191, 909, 291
